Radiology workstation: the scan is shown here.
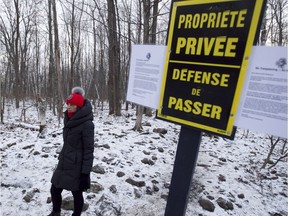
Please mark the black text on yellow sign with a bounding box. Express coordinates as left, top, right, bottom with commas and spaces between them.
157, 0, 266, 137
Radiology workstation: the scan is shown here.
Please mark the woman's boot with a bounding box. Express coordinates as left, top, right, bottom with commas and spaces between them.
47, 211, 60, 216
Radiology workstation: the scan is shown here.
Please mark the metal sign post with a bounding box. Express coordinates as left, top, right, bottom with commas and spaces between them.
164, 126, 202, 216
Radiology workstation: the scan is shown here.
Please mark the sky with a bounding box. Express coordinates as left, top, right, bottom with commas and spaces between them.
0, 102, 287, 216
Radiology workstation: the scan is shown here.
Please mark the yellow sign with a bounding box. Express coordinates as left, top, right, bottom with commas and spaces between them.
157, 0, 266, 137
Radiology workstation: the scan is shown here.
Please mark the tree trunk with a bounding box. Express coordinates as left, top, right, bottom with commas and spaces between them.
67, 0, 83, 90
134, 0, 156, 129
69, 0, 76, 90
47, 0, 56, 115
14, 0, 21, 108
151, 0, 159, 44
107, 0, 121, 116
133, 105, 144, 131
260, 8, 267, 45
144, 0, 160, 117
52, 0, 63, 122
37, 95, 47, 138
0, 80, 3, 123
143, 0, 150, 43
89, 7, 98, 103
125, 2, 132, 111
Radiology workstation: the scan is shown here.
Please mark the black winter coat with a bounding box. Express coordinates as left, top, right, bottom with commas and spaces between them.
51, 100, 94, 191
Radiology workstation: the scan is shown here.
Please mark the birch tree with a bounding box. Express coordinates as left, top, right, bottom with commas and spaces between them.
133, 0, 161, 130
37, 95, 47, 138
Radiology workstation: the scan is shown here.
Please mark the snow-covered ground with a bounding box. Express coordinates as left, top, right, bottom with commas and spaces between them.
0, 102, 287, 216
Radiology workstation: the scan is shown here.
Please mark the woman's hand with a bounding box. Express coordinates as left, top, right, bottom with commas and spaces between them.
79, 173, 90, 191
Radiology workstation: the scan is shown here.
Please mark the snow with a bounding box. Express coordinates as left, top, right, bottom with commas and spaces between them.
0, 102, 287, 216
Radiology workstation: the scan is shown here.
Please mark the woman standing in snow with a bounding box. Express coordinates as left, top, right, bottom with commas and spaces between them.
48, 87, 94, 216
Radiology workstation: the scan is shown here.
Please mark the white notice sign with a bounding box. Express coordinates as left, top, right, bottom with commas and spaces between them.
126, 44, 166, 109
236, 46, 288, 138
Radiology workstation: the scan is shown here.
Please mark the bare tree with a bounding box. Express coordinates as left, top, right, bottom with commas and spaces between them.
60, 0, 85, 91
89, 1, 109, 109
52, 0, 64, 121
0, 0, 170, 116
151, 0, 159, 44
0, 0, 43, 108
107, 0, 121, 115
97, 27, 108, 110
133, 0, 150, 131
120, 0, 133, 111
261, 136, 288, 169
47, 0, 56, 115
0, 77, 3, 123
14, 0, 21, 108
133, 0, 160, 131
37, 94, 47, 138
266, 0, 288, 45
86, 4, 98, 106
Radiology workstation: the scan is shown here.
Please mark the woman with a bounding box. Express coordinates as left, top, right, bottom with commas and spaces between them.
48, 87, 94, 216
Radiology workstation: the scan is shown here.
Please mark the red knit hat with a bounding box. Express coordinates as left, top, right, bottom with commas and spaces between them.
66, 93, 84, 108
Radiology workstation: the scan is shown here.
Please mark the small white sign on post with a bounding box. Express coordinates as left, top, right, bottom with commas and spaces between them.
126, 44, 166, 109
236, 46, 288, 138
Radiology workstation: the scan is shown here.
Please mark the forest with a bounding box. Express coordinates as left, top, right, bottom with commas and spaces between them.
0, 0, 287, 122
